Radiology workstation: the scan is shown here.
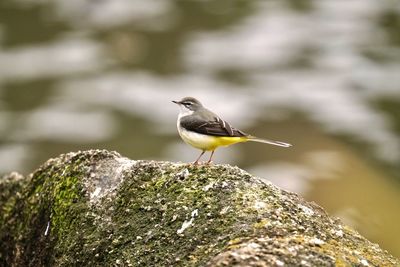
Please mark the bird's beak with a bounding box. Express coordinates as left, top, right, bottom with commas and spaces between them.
172, 100, 180, 104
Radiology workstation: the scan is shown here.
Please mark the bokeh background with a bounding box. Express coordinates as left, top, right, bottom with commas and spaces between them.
0, 0, 399, 258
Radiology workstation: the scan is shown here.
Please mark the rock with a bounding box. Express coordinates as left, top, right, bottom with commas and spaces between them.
0, 150, 398, 266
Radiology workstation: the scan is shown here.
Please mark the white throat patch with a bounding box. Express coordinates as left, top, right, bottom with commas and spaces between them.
178, 106, 194, 119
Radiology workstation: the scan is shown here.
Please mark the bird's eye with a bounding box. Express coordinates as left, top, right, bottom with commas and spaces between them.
184, 102, 192, 106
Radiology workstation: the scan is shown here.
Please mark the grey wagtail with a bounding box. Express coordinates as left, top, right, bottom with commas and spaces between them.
173, 97, 292, 164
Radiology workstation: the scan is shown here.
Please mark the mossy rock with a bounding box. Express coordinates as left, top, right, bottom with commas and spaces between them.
0, 150, 398, 266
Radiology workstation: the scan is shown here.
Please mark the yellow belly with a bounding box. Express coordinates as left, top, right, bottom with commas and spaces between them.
178, 127, 248, 151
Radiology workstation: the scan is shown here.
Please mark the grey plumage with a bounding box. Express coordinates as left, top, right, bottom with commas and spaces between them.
179, 115, 247, 137
173, 97, 247, 137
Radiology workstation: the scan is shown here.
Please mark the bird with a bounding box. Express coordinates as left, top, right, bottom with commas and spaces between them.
172, 97, 291, 164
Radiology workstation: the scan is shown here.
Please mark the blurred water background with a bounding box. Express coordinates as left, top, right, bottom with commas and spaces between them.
0, 0, 399, 257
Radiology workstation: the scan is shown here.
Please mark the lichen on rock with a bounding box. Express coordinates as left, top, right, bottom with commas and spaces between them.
0, 150, 398, 266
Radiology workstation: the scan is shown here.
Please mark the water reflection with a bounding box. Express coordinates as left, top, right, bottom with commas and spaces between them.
0, 0, 399, 258
0, 38, 107, 81
11, 106, 117, 142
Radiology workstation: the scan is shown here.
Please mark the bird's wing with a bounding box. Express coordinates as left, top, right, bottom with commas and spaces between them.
180, 115, 248, 137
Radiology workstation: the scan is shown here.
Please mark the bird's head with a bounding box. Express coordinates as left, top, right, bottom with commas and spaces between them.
172, 97, 203, 113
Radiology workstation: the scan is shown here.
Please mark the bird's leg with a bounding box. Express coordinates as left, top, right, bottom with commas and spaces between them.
206, 150, 215, 164
193, 151, 205, 165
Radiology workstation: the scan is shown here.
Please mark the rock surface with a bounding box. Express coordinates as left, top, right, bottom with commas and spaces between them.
0, 150, 398, 267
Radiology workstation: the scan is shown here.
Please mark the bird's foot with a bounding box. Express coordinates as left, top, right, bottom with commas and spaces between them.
192, 161, 211, 165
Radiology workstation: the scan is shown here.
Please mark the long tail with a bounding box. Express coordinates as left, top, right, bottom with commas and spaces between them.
247, 136, 292, 147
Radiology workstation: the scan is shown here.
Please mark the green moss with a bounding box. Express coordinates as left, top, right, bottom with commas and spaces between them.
51, 175, 80, 235
253, 218, 270, 229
